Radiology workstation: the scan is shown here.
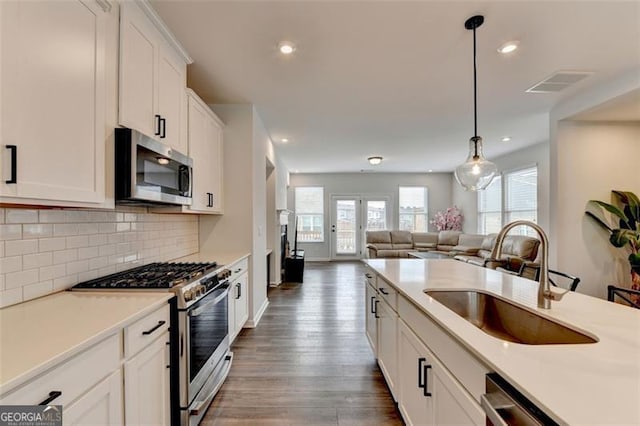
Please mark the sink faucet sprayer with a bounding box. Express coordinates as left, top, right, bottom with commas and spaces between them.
491, 220, 568, 309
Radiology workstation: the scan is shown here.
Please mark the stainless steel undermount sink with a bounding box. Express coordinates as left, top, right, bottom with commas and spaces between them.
424, 290, 598, 345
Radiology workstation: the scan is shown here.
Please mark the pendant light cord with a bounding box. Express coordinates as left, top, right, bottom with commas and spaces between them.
473, 23, 478, 157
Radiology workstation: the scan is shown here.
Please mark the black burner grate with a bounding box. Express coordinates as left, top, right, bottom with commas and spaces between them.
73, 262, 218, 289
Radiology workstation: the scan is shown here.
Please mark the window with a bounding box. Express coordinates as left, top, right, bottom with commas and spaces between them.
295, 187, 324, 242
505, 167, 538, 236
399, 186, 428, 232
477, 176, 502, 234
477, 166, 538, 236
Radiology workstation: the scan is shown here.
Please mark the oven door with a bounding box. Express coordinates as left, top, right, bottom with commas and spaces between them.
184, 282, 230, 404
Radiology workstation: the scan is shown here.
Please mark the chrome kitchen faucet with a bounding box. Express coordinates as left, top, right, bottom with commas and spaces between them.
492, 220, 569, 309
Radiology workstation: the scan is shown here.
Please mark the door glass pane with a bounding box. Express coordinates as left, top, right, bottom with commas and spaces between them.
336, 200, 356, 254
366, 200, 387, 231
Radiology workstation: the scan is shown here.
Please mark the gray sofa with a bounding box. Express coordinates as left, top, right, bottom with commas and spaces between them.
365, 230, 541, 275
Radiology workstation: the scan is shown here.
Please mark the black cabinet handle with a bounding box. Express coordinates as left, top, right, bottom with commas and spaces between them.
374, 300, 380, 318
236, 282, 241, 299
142, 320, 166, 336
5, 145, 17, 184
379, 288, 389, 295
365, 273, 373, 279
155, 115, 161, 135
423, 364, 432, 397
370, 296, 376, 314
160, 117, 166, 139
207, 192, 213, 208
418, 357, 426, 389
234, 268, 242, 273
39, 391, 62, 405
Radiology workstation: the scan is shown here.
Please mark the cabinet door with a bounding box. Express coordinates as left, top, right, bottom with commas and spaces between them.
124, 332, 170, 426
209, 119, 224, 213
157, 47, 187, 154
0, 0, 107, 203
432, 359, 484, 425
398, 320, 484, 426
377, 298, 398, 400
119, 2, 157, 139
233, 272, 249, 333
64, 370, 123, 426
187, 97, 211, 212
365, 282, 378, 356
398, 320, 434, 426
228, 290, 237, 343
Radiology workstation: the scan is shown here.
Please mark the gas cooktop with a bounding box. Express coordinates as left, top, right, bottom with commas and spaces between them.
73, 262, 219, 289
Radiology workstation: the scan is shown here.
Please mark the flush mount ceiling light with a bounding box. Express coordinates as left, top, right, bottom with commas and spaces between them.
278, 41, 296, 55
501, 136, 512, 142
498, 41, 519, 54
454, 15, 498, 192
368, 156, 383, 165
280, 138, 289, 143
156, 157, 170, 165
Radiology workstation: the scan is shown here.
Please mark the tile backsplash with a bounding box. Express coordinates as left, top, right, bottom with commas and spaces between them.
0, 207, 199, 308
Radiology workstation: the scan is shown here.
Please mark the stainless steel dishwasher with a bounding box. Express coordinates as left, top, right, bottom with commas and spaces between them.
482, 373, 559, 426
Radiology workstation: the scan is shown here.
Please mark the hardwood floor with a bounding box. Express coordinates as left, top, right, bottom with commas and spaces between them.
202, 261, 404, 425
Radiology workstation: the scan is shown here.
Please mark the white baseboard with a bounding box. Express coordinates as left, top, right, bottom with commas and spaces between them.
246, 298, 269, 328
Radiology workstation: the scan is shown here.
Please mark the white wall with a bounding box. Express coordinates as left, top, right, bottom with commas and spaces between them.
554, 121, 640, 298
288, 172, 453, 260
549, 68, 640, 298
200, 105, 288, 322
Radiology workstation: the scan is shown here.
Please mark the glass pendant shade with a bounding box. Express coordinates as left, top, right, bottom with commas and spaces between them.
454, 136, 498, 191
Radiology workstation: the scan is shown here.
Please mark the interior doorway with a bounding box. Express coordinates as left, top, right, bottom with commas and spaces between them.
330, 195, 391, 260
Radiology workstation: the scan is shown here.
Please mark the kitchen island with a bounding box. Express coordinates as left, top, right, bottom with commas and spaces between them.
364, 258, 640, 425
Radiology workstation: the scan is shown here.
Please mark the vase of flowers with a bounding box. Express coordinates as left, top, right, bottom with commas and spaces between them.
431, 206, 463, 231
586, 190, 640, 299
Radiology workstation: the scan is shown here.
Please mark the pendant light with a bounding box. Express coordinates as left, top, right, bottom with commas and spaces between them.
454, 15, 498, 191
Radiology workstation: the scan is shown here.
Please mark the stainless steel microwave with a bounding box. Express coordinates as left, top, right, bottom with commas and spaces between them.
115, 128, 193, 206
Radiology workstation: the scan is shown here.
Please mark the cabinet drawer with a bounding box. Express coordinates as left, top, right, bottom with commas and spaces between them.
364, 269, 376, 288
229, 257, 249, 281
399, 296, 488, 403
377, 278, 397, 311
124, 304, 170, 358
0, 333, 119, 407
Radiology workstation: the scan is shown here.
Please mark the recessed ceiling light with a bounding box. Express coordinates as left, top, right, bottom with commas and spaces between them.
281, 138, 289, 143
428, 169, 433, 173
501, 136, 512, 142
278, 41, 296, 55
368, 156, 383, 165
498, 41, 519, 54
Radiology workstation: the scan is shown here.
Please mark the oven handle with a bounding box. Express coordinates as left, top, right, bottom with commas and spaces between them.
189, 287, 229, 317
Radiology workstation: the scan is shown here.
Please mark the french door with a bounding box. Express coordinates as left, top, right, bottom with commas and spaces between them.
330, 195, 391, 260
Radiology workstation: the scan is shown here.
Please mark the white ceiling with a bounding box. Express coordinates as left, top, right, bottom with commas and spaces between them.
151, 1, 640, 173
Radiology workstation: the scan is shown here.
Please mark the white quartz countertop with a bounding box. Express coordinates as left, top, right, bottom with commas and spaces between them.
0, 291, 174, 394
364, 259, 640, 425
175, 251, 250, 267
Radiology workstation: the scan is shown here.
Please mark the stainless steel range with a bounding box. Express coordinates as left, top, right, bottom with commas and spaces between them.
73, 262, 233, 426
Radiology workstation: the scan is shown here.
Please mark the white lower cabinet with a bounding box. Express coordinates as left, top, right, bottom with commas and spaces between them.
229, 257, 250, 342
365, 281, 378, 355
0, 304, 172, 426
364, 271, 485, 426
377, 297, 398, 400
123, 305, 171, 426
398, 320, 483, 425
64, 370, 123, 426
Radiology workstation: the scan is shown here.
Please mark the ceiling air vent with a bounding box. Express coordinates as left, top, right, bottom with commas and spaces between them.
526, 71, 593, 93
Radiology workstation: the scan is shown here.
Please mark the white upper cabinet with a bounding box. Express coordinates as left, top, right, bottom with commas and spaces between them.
119, 1, 190, 155
186, 89, 224, 214
0, 0, 114, 205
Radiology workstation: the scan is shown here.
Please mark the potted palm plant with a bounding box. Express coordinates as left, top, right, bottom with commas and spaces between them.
585, 190, 640, 295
